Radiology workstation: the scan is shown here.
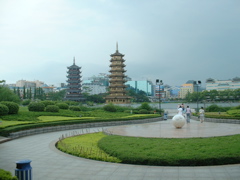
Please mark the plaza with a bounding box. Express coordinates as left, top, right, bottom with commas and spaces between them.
0, 117, 240, 180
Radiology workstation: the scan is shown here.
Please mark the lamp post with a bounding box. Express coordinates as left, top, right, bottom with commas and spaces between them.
156, 79, 163, 115
194, 80, 201, 112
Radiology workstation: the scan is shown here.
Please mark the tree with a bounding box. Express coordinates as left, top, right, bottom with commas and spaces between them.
47, 90, 66, 101
23, 86, 26, 99
127, 89, 150, 102
0, 86, 20, 103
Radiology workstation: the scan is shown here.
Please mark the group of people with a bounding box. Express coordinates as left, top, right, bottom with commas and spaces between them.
177, 103, 205, 123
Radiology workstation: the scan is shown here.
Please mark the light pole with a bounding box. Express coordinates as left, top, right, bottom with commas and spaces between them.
194, 80, 201, 112
156, 79, 163, 115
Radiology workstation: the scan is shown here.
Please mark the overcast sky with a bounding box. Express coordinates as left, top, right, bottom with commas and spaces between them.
1, 0, 240, 87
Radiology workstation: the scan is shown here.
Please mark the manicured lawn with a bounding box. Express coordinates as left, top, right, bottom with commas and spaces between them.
57, 132, 240, 166
57, 132, 121, 163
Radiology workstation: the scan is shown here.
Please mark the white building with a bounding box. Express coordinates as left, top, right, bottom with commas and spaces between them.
206, 77, 240, 91
82, 84, 107, 95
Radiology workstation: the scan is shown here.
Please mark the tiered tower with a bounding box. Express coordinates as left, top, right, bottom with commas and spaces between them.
65, 57, 84, 102
105, 44, 131, 104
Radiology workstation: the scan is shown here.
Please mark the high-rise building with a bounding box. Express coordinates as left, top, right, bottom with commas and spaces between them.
105, 44, 131, 104
65, 57, 84, 101
126, 80, 154, 96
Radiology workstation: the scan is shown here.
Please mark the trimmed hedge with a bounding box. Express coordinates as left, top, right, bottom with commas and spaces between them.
103, 103, 117, 112
0, 116, 159, 137
56, 103, 69, 109
46, 105, 59, 112
69, 106, 81, 111
0, 104, 9, 116
0, 101, 19, 114
28, 102, 45, 112
0, 169, 17, 180
41, 100, 55, 107
22, 99, 31, 106
138, 109, 149, 114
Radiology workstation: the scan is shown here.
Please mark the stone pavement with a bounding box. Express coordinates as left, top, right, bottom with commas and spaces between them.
0, 119, 240, 180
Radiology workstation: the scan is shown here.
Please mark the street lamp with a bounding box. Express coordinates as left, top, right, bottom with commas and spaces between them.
194, 80, 201, 112
156, 79, 163, 115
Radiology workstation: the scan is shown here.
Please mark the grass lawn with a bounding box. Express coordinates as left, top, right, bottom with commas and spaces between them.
57, 132, 240, 166
0, 106, 160, 132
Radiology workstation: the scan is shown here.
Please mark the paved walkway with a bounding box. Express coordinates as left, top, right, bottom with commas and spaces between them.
0, 120, 240, 180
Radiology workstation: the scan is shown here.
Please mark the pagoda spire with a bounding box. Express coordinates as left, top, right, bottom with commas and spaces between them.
73, 57, 75, 65
116, 42, 118, 52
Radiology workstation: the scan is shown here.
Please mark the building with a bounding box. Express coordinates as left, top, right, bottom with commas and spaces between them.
65, 57, 84, 102
105, 44, 131, 104
16, 80, 44, 88
206, 77, 240, 91
82, 84, 107, 95
125, 80, 154, 96
179, 83, 194, 99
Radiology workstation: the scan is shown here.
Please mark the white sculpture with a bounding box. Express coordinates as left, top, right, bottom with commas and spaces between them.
172, 114, 185, 128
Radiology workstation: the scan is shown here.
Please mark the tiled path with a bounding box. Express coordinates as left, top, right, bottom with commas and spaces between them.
0, 120, 240, 180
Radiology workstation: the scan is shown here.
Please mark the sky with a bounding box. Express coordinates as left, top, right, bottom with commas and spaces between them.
1, 0, 240, 87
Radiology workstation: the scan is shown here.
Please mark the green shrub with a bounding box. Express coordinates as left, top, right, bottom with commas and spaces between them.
115, 106, 130, 112
69, 106, 81, 111
103, 103, 117, 112
0, 101, 19, 114
86, 101, 94, 106
28, 102, 45, 112
41, 100, 55, 107
46, 105, 59, 112
124, 110, 132, 113
0, 104, 9, 116
65, 101, 79, 106
0, 169, 17, 180
227, 109, 240, 117
56, 103, 69, 109
138, 109, 149, 114
138, 102, 152, 111
133, 110, 139, 114
22, 99, 31, 106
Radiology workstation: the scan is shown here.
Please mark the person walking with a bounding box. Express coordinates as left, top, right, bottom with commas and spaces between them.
177, 105, 183, 115
199, 107, 205, 123
186, 106, 191, 123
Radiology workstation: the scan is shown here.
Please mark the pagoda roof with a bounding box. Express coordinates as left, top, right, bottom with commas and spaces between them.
110, 42, 124, 57
68, 57, 81, 68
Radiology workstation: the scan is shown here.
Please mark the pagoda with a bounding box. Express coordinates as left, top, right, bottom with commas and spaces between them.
65, 57, 84, 102
105, 44, 131, 104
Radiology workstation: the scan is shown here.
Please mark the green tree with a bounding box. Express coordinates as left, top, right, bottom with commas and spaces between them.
47, 90, 66, 101
0, 86, 20, 103
23, 86, 26, 99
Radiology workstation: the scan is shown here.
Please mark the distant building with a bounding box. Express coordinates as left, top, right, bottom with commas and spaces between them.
125, 80, 154, 96
105, 44, 131, 104
16, 80, 44, 88
206, 77, 240, 91
179, 83, 194, 99
65, 57, 84, 102
82, 84, 107, 95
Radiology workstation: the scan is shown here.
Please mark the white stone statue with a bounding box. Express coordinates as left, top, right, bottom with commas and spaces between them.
172, 114, 185, 128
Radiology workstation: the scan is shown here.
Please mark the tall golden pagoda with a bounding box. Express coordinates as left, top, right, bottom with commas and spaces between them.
105, 43, 131, 104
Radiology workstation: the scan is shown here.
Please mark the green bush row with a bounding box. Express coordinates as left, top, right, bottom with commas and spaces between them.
0, 169, 17, 180
0, 116, 159, 137
98, 134, 240, 166
0, 101, 19, 115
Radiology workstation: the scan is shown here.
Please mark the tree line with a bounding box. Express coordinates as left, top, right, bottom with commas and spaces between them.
185, 89, 240, 102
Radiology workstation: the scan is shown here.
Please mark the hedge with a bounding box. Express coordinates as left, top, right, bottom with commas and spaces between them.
56, 103, 69, 109
69, 106, 81, 111
0, 169, 17, 180
46, 105, 59, 112
0, 104, 9, 116
0, 101, 19, 114
28, 102, 45, 112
